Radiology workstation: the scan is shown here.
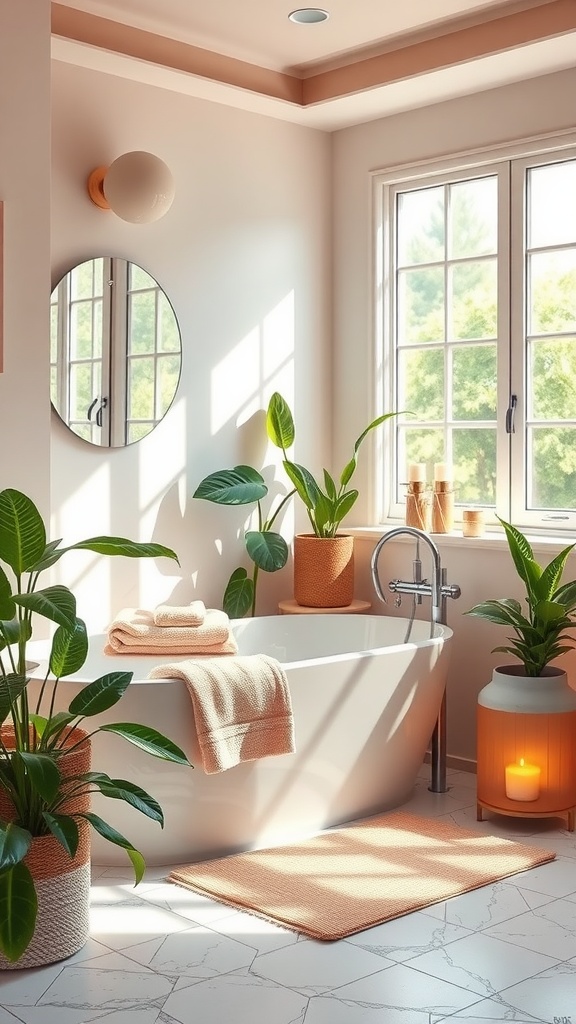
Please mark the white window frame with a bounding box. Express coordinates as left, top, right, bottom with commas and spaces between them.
373, 129, 576, 533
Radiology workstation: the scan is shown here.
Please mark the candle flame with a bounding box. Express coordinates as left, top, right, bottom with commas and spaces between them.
519, 758, 525, 766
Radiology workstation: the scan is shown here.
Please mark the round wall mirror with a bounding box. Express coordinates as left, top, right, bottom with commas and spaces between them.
50, 257, 182, 447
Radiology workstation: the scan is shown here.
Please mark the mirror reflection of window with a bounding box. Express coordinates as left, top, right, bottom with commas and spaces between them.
50, 258, 182, 447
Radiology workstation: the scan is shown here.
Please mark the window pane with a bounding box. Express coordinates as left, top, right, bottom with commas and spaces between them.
70, 302, 94, 359
528, 161, 576, 249
129, 292, 156, 354
70, 259, 103, 300
158, 293, 180, 352
50, 305, 58, 362
531, 338, 576, 419
128, 357, 155, 419
398, 348, 444, 421
50, 366, 57, 404
70, 363, 97, 420
398, 266, 444, 343
451, 259, 497, 340
156, 355, 180, 417
128, 422, 154, 443
529, 250, 576, 335
397, 186, 444, 266
449, 177, 497, 259
452, 345, 497, 420
531, 427, 576, 509
130, 265, 157, 290
399, 428, 444, 480
453, 428, 496, 505
93, 299, 103, 359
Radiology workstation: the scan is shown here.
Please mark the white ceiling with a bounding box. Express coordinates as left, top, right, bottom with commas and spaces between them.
53, 0, 576, 130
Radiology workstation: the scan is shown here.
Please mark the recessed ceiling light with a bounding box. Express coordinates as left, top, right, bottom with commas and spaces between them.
289, 9, 329, 24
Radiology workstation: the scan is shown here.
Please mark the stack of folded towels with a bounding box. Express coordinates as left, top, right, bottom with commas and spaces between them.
104, 600, 238, 656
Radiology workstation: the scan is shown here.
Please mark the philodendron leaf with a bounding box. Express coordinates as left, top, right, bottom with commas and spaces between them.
67, 672, 133, 718
282, 461, 321, 510
14, 585, 77, 631
0, 489, 46, 575
340, 411, 399, 487
266, 392, 295, 450
17, 752, 61, 804
193, 467, 267, 506
0, 821, 32, 871
78, 812, 146, 884
223, 568, 253, 618
42, 813, 79, 858
0, 617, 31, 651
0, 862, 37, 962
245, 531, 288, 572
30, 538, 64, 573
99, 723, 191, 765
64, 538, 180, 564
332, 489, 359, 526
0, 566, 15, 620
0, 675, 27, 727
38, 711, 76, 744
539, 545, 575, 601
49, 619, 89, 678
89, 775, 164, 824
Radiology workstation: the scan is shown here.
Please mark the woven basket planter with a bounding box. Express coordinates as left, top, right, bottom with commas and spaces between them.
0, 727, 91, 970
294, 534, 355, 608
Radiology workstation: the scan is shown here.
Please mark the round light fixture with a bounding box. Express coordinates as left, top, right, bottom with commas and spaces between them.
289, 9, 329, 24
87, 151, 175, 224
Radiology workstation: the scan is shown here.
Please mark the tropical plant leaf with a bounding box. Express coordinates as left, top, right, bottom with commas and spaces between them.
77, 812, 146, 884
0, 566, 15, 620
466, 599, 524, 626
282, 461, 321, 510
99, 723, 191, 765
539, 545, 575, 601
42, 813, 79, 857
223, 568, 253, 618
266, 392, 295, 450
332, 489, 359, 526
14, 585, 77, 631
193, 467, 267, 506
340, 412, 399, 487
552, 579, 576, 611
49, 619, 89, 678
0, 489, 46, 575
64, 538, 179, 564
323, 470, 337, 501
88, 775, 164, 824
0, 821, 32, 871
30, 538, 64, 573
0, 862, 37, 962
245, 531, 288, 572
0, 617, 31, 651
67, 672, 133, 718
312, 491, 336, 537
39, 711, 76, 744
533, 599, 569, 624
0, 674, 27, 727
17, 752, 61, 804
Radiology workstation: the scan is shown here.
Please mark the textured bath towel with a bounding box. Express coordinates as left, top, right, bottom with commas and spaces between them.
154, 600, 206, 627
105, 607, 238, 656
148, 655, 295, 773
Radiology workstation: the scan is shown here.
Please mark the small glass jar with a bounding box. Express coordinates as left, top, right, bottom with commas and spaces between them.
462, 509, 485, 538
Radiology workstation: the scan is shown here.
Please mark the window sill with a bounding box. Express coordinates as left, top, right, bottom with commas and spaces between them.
346, 524, 576, 557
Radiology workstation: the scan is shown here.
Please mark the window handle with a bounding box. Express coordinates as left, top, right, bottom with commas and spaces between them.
95, 397, 108, 428
87, 397, 99, 421
506, 394, 517, 434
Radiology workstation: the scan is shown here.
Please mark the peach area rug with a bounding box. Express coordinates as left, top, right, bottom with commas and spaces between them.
168, 810, 556, 941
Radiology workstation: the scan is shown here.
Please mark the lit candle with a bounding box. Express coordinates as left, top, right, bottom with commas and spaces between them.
434, 462, 451, 482
505, 758, 540, 801
408, 463, 426, 483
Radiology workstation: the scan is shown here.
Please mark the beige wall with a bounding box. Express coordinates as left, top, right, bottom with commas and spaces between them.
50, 61, 332, 628
0, 1, 51, 510
332, 68, 576, 765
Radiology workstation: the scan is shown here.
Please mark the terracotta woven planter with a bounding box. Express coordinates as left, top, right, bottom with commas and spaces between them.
293, 533, 355, 608
0, 727, 92, 970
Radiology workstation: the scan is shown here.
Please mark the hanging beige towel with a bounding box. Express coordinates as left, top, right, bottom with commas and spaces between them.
148, 655, 295, 773
105, 607, 238, 656
154, 600, 206, 627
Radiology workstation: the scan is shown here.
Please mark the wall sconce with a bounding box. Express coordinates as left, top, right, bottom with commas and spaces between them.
87, 151, 175, 224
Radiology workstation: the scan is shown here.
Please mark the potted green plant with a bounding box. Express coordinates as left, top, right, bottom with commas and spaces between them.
0, 488, 192, 968
466, 516, 576, 676
267, 392, 397, 607
467, 517, 576, 830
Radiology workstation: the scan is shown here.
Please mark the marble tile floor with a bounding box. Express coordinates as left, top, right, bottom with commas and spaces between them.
1, 765, 575, 1024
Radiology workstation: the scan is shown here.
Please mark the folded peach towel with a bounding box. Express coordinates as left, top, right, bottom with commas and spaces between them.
105, 607, 238, 656
154, 600, 206, 627
148, 655, 295, 773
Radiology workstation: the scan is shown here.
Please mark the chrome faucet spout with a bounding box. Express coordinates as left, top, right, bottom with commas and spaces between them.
371, 526, 443, 622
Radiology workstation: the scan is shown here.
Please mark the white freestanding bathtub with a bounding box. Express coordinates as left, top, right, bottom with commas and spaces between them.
26, 614, 452, 866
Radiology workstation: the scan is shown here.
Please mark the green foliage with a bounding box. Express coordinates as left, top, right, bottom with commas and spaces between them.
0, 488, 192, 962
194, 394, 397, 615
466, 517, 576, 676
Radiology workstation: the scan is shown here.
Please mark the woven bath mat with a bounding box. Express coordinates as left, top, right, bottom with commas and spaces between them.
168, 810, 556, 940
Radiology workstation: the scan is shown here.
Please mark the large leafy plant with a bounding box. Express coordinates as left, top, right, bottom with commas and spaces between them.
194, 393, 397, 617
467, 517, 576, 676
0, 488, 192, 963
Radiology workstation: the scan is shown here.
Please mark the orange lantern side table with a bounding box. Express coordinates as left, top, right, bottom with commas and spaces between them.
476, 666, 576, 832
